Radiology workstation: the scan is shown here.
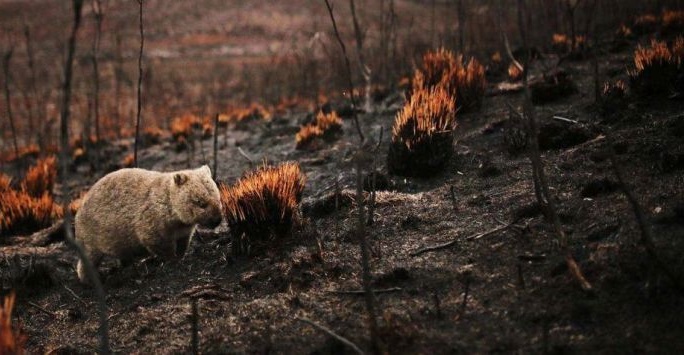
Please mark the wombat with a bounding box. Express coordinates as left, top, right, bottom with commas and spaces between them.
74, 165, 222, 283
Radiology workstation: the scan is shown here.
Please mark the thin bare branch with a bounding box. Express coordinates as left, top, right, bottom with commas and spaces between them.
328, 287, 402, 295
26, 301, 56, 318
212, 113, 219, 181
91, 0, 104, 171
237, 147, 254, 166
2, 45, 19, 167
296, 316, 365, 355
133, 0, 145, 167
411, 219, 519, 256
59, 1, 110, 353
515, 0, 592, 293
322, 0, 364, 142
609, 150, 683, 291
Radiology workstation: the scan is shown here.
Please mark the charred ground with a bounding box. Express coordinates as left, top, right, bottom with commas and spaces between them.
2, 30, 684, 355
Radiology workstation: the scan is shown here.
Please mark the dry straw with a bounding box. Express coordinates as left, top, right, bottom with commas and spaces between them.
220, 162, 306, 252
295, 111, 343, 150
388, 86, 456, 176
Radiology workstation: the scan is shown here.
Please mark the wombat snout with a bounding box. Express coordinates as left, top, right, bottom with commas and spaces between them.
209, 217, 222, 229
203, 215, 222, 229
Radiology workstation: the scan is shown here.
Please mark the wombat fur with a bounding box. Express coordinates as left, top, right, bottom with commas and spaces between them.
74, 165, 222, 283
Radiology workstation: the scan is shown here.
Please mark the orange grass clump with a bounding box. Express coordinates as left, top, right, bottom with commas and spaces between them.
662, 10, 684, 35
413, 48, 486, 113
21, 156, 57, 198
220, 162, 306, 254
508, 63, 523, 82
632, 14, 658, 35
295, 111, 343, 150
551, 33, 586, 54
201, 122, 214, 139
615, 24, 633, 40
388, 86, 456, 177
69, 191, 88, 216
295, 125, 324, 150
170, 114, 201, 141
224, 104, 272, 129
628, 37, 683, 96
0, 292, 26, 355
0, 189, 63, 236
1, 145, 40, 163
600, 80, 629, 116
142, 126, 165, 147
121, 153, 135, 168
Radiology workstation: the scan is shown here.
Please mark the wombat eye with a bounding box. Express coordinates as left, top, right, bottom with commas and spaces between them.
194, 199, 208, 208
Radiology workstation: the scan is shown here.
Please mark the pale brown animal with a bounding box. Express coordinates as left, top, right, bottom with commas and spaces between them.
74, 165, 222, 283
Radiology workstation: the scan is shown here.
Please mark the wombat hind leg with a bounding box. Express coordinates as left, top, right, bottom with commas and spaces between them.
77, 252, 103, 284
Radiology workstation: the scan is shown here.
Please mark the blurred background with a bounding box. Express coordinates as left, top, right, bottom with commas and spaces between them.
0, 0, 681, 153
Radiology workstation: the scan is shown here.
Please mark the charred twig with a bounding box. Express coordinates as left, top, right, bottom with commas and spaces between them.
27, 301, 56, 318
609, 151, 683, 291
296, 316, 364, 355
324, 1, 379, 351
59, 2, 110, 353
90, 0, 104, 171
459, 279, 470, 316
349, 0, 372, 113
133, 0, 144, 167
323, 0, 364, 142
366, 169, 377, 226
508, 0, 593, 293
64, 285, 87, 305
27, 220, 65, 247
328, 287, 402, 295
2, 44, 19, 173
212, 113, 219, 181
432, 293, 442, 319
411, 220, 518, 256
449, 185, 459, 213
517, 263, 526, 290
237, 147, 254, 167
518, 254, 547, 262
354, 151, 381, 352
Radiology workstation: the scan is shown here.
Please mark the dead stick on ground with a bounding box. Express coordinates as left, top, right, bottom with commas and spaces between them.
64, 285, 87, 305
27, 301, 56, 318
411, 220, 518, 257
328, 287, 402, 295
237, 147, 254, 167
609, 150, 683, 291
296, 316, 364, 355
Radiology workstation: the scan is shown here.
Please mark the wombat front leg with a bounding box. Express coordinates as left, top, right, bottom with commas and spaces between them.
176, 235, 192, 258
140, 232, 179, 260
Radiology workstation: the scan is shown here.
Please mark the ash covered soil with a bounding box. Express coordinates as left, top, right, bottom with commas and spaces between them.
3, 42, 684, 354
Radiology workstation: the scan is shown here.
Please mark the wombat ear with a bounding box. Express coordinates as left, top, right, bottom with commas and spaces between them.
201, 165, 211, 174
174, 173, 188, 186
